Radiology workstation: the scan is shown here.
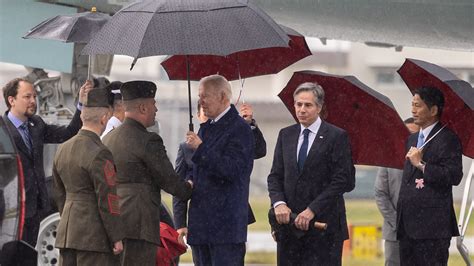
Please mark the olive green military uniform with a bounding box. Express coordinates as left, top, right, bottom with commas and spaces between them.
53, 129, 124, 266
103, 117, 193, 265
103, 80, 192, 265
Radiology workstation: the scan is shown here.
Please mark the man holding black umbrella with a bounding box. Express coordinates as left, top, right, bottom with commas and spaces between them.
185, 75, 254, 265
397, 87, 463, 265
267, 82, 355, 265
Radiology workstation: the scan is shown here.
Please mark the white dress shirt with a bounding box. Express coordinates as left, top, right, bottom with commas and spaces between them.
418, 121, 438, 145
101, 116, 122, 139
211, 105, 231, 123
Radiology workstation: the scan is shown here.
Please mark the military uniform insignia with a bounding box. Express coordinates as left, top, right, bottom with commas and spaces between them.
103, 160, 116, 186
107, 193, 120, 215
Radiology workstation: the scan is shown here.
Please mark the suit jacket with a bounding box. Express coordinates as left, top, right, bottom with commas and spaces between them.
172, 142, 194, 229
397, 122, 463, 240
374, 167, 403, 241
267, 121, 355, 240
3, 110, 82, 218
103, 118, 192, 245
173, 121, 266, 229
187, 105, 255, 245
53, 130, 124, 252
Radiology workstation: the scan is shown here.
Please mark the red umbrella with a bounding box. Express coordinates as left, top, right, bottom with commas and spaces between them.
156, 222, 186, 266
398, 58, 474, 158
279, 71, 409, 169
161, 25, 311, 81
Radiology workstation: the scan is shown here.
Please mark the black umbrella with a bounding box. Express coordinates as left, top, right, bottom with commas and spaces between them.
23, 7, 110, 79
82, 0, 290, 131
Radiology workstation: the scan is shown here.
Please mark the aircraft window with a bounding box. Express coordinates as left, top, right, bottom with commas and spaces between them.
376, 72, 395, 84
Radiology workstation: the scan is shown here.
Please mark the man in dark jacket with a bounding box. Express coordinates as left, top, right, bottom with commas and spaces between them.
2, 77, 88, 246
397, 87, 463, 265
53, 88, 124, 265
267, 82, 355, 265
185, 75, 255, 265
173, 102, 266, 245
103, 81, 193, 266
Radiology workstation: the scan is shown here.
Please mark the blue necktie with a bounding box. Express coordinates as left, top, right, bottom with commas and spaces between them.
417, 131, 424, 148
20, 122, 32, 152
298, 129, 310, 171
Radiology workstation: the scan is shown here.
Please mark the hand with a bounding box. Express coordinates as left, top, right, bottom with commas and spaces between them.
186, 131, 202, 150
295, 208, 315, 231
176, 227, 188, 247
274, 204, 291, 225
405, 146, 423, 168
78, 80, 93, 105
239, 103, 253, 124
112, 240, 123, 255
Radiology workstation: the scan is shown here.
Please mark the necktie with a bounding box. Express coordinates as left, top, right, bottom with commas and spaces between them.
298, 129, 310, 171
417, 131, 424, 148
20, 122, 33, 152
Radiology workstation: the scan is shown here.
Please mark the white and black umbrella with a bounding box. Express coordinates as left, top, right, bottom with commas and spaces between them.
82, 0, 290, 131
23, 7, 110, 79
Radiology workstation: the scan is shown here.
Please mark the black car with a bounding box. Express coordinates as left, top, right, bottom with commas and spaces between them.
0, 116, 37, 265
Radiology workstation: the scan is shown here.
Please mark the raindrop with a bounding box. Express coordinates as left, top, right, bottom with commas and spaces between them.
47, 245, 54, 251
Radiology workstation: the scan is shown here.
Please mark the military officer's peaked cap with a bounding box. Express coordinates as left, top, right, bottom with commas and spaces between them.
104, 81, 123, 101
85, 88, 112, 108
120, 80, 157, 101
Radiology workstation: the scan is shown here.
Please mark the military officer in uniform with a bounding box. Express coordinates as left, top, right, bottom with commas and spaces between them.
53, 88, 124, 266
103, 80, 193, 266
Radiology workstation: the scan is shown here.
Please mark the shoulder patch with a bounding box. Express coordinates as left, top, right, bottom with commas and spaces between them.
103, 160, 116, 186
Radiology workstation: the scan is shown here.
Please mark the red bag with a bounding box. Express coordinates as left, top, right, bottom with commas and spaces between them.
156, 222, 187, 266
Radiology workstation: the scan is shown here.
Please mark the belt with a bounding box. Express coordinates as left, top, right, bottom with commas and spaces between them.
65, 192, 96, 202
117, 183, 155, 192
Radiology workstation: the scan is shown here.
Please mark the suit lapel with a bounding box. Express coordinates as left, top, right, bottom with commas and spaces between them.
287, 125, 299, 173
304, 121, 328, 171
406, 134, 418, 179
28, 121, 39, 155
3, 113, 32, 159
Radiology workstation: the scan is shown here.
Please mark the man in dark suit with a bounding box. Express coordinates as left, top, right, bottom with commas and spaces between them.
53, 88, 124, 265
103, 81, 193, 265
173, 102, 266, 245
375, 117, 419, 266
185, 75, 255, 265
2, 77, 88, 247
267, 82, 355, 265
397, 87, 463, 265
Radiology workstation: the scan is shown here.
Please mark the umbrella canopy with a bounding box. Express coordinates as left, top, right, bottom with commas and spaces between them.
398, 58, 474, 158
279, 71, 409, 169
23, 7, 110, 43
160, 25, 311, 81
82, 0, 289, 58
82, 0, 290, 131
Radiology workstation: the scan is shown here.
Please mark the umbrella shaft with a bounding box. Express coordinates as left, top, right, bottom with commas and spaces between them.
187, 56, 193, 132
